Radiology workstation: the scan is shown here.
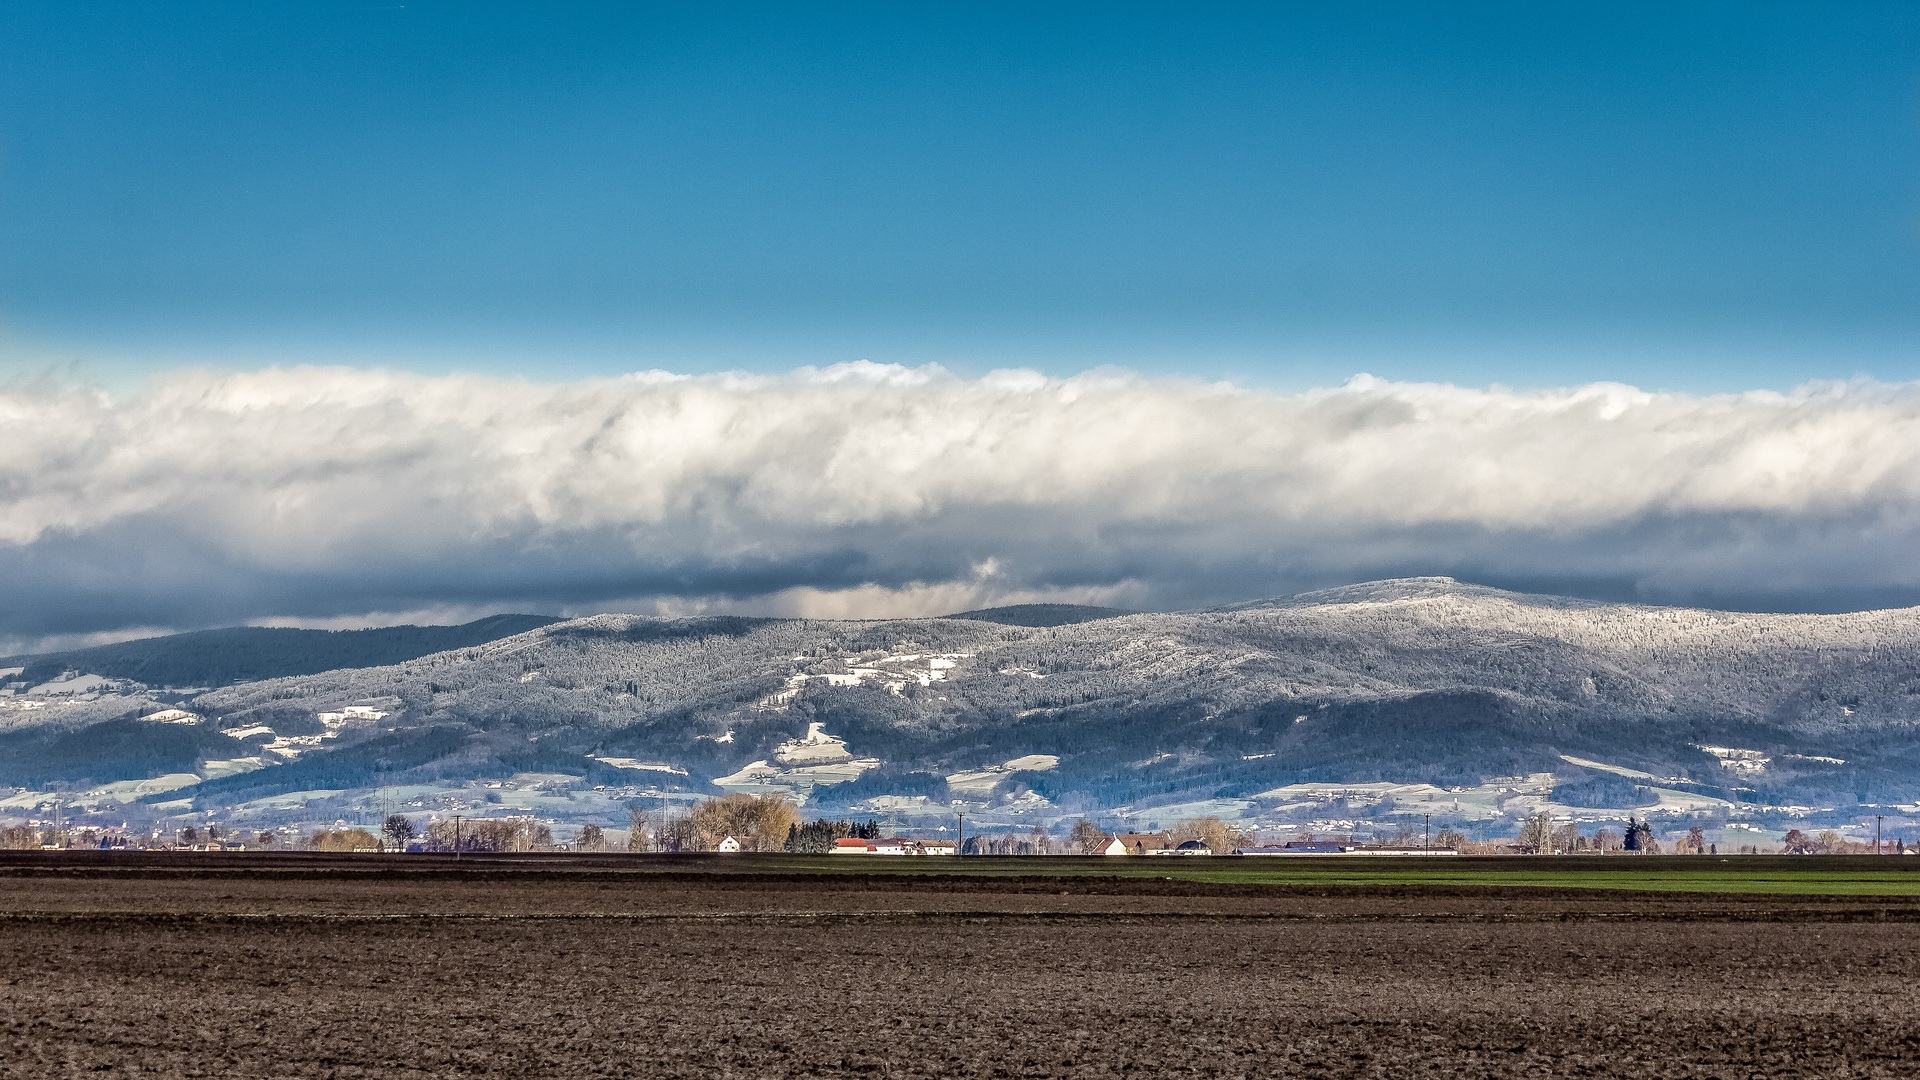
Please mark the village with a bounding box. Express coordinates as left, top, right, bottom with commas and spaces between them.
10, 802, 1905, 858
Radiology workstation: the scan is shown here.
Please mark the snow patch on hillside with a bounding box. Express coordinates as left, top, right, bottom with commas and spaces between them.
711, 726, 882, 799
1558, 755, 1661, 780
592, 758, 688, 776
946, 754, 1059, 795
773, 721, 852, 763
756, 651, 975, 708
1696, 744, 1770, 775
201, 757, 269, 780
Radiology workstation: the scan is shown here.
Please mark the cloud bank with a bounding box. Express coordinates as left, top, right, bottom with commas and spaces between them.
3, 362, 1918, 649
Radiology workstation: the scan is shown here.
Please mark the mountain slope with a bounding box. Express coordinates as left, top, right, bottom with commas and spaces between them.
941, 604, 1136, 627
1217, 576, 1608, 612
1, 614, 564, 688
164, 581, 1920, 804
8, 580, 1920, 823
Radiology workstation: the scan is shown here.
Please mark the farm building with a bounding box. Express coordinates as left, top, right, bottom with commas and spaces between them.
1108, 833, 1171, 855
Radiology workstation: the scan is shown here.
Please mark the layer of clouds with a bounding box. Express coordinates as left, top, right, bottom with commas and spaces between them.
3, 361, 1919, 650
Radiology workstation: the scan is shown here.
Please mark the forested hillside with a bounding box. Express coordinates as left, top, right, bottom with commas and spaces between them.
1, 614, 562, 688
8, 579, 1919, 815
942, 604, 1138, 627
130, 579, 1920, 807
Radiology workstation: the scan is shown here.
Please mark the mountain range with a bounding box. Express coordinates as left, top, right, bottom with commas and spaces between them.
3, 578, 1917, 838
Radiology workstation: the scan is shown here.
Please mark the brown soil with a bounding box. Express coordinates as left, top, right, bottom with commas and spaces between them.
2, 855, 1917, 1077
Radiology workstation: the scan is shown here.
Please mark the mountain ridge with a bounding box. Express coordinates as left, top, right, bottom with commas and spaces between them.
4, 580, 1919, 839
0, 614, 565, 688
1214, 576, 1616, 612
939, 603, 1138, 627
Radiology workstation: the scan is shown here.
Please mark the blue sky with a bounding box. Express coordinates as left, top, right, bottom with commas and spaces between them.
3, 2, 1916, 393
4, 3, 1920, 645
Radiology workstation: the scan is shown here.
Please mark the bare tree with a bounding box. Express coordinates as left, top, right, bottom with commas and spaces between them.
1068, 818, 1108, 854
1517, 813, 1553, 854
576, 824, 605, 851
655, 816, 697, 852
690, 794, 800, 851
422, 818, 519, 852
312, 828, 380, 852
1170, 816, 1251, 855
383, 815, 415, 847
626, 807, 702, 851
627, 807, 657, 852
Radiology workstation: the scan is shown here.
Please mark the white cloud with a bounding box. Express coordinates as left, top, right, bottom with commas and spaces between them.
2, 364, 1919, 640
587, 580, 1141, 622
0, 626, 180, 659
244, 605, 507, 631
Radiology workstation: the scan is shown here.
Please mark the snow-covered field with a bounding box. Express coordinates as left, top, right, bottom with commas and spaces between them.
945, 755, 1059, 796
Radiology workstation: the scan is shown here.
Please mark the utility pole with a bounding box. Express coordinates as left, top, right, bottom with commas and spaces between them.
1425, 814, 1431, 851
1877, 815, 1884, 856
453, 815, 462, 862
956, 810, 964, 857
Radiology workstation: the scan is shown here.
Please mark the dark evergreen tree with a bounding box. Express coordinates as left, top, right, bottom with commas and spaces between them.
1631, 818, 1655, 852
785, 818, 847, 854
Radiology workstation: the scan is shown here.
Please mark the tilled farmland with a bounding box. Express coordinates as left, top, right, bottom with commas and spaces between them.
4, 856, 1919, 1078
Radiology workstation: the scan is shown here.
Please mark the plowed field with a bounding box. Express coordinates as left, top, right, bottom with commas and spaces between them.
2, 853, 1916, 1078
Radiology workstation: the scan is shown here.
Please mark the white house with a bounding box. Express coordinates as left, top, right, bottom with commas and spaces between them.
716, 836, 741, 853
1100, 836, 1129, 856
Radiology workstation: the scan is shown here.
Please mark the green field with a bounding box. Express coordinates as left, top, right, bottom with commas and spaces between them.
11, 850, 1920, 897
672, 853, 1920, 896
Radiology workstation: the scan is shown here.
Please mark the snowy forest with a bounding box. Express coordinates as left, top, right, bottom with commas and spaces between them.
4, 578, 1920, 814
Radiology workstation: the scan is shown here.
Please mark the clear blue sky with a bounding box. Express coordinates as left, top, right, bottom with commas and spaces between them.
2, 1, 1916, 392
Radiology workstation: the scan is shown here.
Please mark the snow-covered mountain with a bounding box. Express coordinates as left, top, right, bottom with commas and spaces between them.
5, 578, 1919, 835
